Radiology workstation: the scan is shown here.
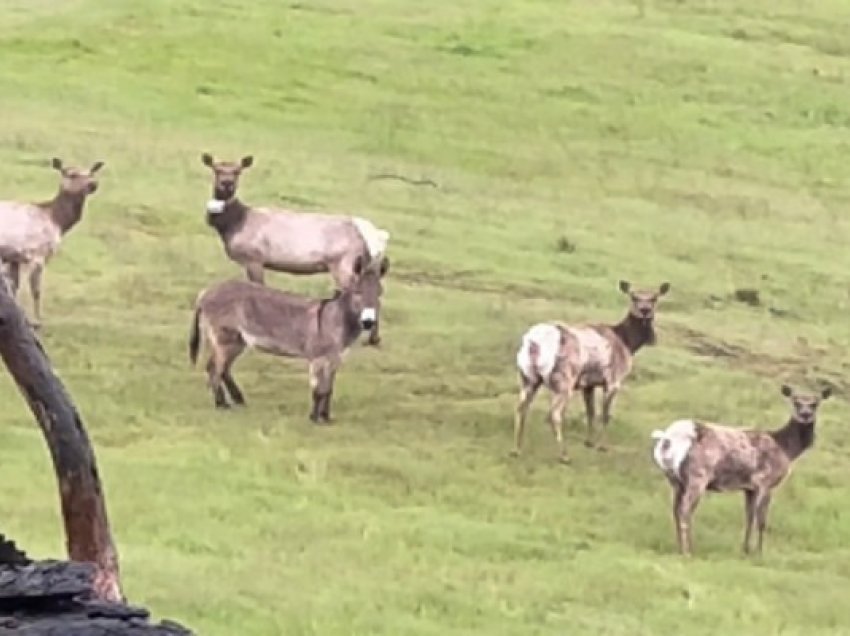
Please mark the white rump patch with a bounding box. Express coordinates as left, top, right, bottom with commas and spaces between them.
206, 199, 226, 214
352, 217, 390, 263
360, 307, 377, 324
651, 419, 698, 482
516, 323, 561, 383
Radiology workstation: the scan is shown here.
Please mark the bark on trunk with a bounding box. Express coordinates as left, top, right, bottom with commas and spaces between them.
0, 283, 122, 602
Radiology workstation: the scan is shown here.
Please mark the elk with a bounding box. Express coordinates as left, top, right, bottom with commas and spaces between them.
651, 384, 833, 556
0, 158, 104, 327
189, 254, 388, 422
200, 153, 390, 346
513, 280, 670, 463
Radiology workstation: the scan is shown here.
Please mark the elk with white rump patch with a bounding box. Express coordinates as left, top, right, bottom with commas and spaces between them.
0, 158, 104, 327
200, 153, 391, 345
513, 280, 670, 463
189, 254, 388, 422
650, 384, 833, 556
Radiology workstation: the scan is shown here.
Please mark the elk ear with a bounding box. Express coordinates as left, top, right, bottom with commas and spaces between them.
51, 158, 64, 171
201, 153, 215, 167
240, 155, 254, 169
658, 282, 671, 296
821, 387, 833, 401
780, 384, 793, 398
89, 161, 104, 174
618, 280, 631, 294
352, 255, 364, 276
379, 257, 390, 278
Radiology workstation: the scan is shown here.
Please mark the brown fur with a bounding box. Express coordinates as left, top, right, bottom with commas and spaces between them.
200, 153, 389, 346
189, 255, 388, 422
513, 280, 670, 462
667, 385, 832, 556
0, 158, 104, 327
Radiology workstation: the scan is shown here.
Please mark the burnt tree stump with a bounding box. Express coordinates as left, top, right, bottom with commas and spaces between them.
0, 285, 194, 632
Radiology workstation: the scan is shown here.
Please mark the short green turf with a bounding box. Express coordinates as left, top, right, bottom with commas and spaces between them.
1, 1, 850, 634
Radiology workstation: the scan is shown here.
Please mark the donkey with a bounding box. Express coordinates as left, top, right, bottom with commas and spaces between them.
200, 153, 390, 346
0, 158, 104, 327
651, 384, 833, 556
513, 280, 670, 463
189, 254, 388, 422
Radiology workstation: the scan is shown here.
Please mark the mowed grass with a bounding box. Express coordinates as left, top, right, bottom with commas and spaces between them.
1, 0, 850, 633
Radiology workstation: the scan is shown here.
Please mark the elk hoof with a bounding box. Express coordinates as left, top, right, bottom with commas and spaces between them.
583, 439, 595, 449
596, 444, 609, 453
558, 455, 572, 466
28, 320, 42, 331
508, 449, 521, 458
215, 402, 231, 410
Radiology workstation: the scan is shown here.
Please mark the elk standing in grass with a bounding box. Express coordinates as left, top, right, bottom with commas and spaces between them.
200, 153, 390, 345
189, 254, 388, 422
513, 280, 670, 463
651, 385, 833, 556
0, 158, 104, 327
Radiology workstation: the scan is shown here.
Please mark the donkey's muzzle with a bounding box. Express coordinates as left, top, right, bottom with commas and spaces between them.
360, 307, 377, 330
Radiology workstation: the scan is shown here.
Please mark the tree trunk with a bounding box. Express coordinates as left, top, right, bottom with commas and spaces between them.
0, 284, 122, 602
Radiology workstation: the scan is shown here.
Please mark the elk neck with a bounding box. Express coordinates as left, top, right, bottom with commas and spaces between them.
611, 312, 657, 354
207, 197, 249, 242
769, 417, 816, 461
45, 189, 89, 234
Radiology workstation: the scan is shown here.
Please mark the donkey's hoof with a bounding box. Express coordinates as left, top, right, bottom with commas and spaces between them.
583, 439, 595, 449
508, 449, 521, 458
596, 444, 609, 453
215, 403, 231, 410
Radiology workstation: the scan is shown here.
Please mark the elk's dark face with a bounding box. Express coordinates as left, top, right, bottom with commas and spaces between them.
201, 153, 253, 203
620, 280, 670, 322
782, 384, 831, 425
348, 256, 389, 330
52, 158, 104, 196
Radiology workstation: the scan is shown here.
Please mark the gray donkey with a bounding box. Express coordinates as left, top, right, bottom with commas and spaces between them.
513, 280, 670, 463
651, 384, 833, 556
200, 153, 390, 346
189, 254, 388, 422
0, 158, 104, 327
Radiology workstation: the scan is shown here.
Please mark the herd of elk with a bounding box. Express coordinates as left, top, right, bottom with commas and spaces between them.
0, 154, 837, 559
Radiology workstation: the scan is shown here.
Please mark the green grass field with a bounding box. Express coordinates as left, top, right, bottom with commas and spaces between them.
2, 0, 850, 633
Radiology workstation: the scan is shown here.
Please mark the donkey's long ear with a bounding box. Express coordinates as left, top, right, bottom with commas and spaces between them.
51, 158, 64, 171
659, 282, 671, 296
352, 255, 364, 276
201, 153, 215, 167
379, 256, 390, 278
618, 280, 631, 294
780, 384, 793, 398
90, 161, 105, 174
240, 155, 254, 169
821, 387, 833, 400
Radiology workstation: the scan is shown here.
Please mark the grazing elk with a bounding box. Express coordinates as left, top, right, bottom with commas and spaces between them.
189, 254, 388, 422
200, 153, 391, 346
0, 158, 104, 327
513, 280, 670, 463
651, 384, 833, 557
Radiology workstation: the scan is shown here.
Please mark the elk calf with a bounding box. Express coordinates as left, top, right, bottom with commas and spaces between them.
189, 255, 388, 422
0, 158, 104, 327
513, 280, 670, 463
651, 385, 833, 556
200, 153, 390, 345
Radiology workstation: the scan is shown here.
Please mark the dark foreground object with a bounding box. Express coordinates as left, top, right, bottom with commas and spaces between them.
0, 535, 192, 635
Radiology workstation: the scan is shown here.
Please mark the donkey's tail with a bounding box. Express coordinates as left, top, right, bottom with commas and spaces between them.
189, 306, 202, 366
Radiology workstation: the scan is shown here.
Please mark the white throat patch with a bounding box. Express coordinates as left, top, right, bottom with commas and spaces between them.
206, 199, 226, 214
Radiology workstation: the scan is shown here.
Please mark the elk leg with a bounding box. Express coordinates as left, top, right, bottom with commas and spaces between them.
672, 484, 685, 553
548, 377, 572, 464
596, 385, 620, 451
676, 482, 706, 556
512, 373, 541, 457
245, 263, 265, 285
4, 261, 20, 296
742, 490, 757, 555
582, 387, 596, 447
755, 492, 772, 555
28, 264, 44, 328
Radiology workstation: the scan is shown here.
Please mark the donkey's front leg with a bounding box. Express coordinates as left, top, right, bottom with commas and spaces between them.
308, 358, 334, 424
366, 316, 381, 346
